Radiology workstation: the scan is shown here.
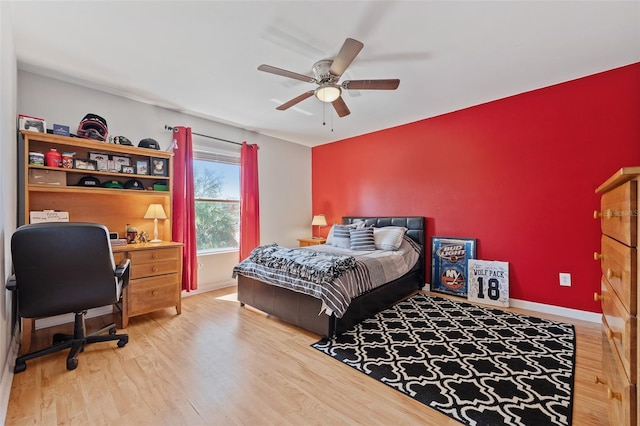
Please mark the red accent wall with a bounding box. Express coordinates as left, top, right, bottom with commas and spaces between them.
312, 63, 640, 313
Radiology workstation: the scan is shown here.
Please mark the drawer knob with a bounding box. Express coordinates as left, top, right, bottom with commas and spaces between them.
593, 292, 604, 302
152, 290, 159, 296
594, 375, 607, 385
606, 328, 622, 340
606, 268, 619, 279
152, 266, 158, 272
152, 253, 158, 259
593, 252, 603, 261
607, 387, 622, 401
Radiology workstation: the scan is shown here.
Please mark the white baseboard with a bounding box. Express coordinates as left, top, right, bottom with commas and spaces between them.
35, 306, 113, 330
0, 324, 20, 425
422, 283, 600, 323
182, 279, 236, 298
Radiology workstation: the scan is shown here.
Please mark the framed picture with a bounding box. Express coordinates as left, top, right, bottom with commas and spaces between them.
431, 236, 476, 297
111, 155, 131, 172
151, 157, 168, 176
136, 160, 149, 175
121, 165, 136, 174
74, 158, 97, 171
88, 152, 109, 171
467, 259, 510, 307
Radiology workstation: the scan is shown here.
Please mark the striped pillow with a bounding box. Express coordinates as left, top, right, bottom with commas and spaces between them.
349, 227, 376, 251
331, 225, 352, 249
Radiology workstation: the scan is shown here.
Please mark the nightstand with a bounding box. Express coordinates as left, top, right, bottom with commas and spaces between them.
298, 238, 326, 247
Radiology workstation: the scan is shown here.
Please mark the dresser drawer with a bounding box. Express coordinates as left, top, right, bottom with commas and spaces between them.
602, 277, 638, 383
602, 331, 638, 426
127, 274, 180, 316
600, 235, 638, 315
128, 247, 180, 264
130, 258, 180, 279
600, 180, 637, 246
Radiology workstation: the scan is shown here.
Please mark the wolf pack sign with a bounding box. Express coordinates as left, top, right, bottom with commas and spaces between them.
431, 237, 476, 297
467, 259, 510, 307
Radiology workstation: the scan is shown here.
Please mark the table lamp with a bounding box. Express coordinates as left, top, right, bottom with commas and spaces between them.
311, 214, 327, 239
144, 204, 167, 243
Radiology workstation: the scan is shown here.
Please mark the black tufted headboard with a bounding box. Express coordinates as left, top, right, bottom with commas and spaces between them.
342, 216, 425, 283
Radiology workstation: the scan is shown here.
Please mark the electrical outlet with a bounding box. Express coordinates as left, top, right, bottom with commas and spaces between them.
559, 273, 571, 287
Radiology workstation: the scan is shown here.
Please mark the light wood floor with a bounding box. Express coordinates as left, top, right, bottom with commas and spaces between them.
6, 288, 608, 425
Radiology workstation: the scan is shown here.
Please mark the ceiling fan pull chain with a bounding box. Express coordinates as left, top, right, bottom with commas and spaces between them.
331, 107, 334, 132
322, 102, 326, 126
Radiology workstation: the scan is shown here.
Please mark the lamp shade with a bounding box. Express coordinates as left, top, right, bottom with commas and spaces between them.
144, 204, 167, 220
144, 204, 167, 243
311, 214, 327, 226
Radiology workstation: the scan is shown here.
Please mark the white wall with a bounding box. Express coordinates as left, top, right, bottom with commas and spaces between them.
17, 71, 313, 293
0, 1, 18, 422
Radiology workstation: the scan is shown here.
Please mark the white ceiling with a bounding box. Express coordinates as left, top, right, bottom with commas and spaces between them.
8, 1, 640, 147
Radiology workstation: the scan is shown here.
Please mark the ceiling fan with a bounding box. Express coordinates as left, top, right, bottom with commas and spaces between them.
258, 38, 400, 117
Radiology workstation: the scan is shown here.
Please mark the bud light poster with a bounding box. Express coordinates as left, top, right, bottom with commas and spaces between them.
431, 237, 477, 297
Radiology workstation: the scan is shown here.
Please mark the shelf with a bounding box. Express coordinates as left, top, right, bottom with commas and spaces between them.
21, 130, 172, 159
28, 184, 170, 196
27, 165, 168, 181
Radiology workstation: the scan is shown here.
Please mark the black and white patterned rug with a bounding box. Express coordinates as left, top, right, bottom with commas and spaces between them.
312, 293, 575, 426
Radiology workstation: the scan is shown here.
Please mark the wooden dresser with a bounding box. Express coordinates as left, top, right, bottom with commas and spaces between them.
595, 167, 639, 426
112, 241, 183, 328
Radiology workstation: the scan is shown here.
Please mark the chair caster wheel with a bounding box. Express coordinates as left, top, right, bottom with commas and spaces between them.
14, 362, 26, 373
66, 358, 78, 371
109, 327, 117, 335
117, 337, 128, 348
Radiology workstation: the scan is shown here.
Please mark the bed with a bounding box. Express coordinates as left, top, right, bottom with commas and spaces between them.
234, 216, 425, 338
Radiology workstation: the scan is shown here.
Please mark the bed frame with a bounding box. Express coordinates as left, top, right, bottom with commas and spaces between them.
237, 216, 425, 338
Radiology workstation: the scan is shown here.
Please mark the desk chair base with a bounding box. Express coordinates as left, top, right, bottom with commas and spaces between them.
14, 310, 128, 373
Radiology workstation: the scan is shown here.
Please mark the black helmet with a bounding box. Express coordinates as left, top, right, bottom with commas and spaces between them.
77, 114, 108, 142
138, 138, 160, 150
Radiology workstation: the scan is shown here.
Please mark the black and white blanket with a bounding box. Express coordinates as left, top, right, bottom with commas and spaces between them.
247, 244, 356, 285
233, 236, 420, 318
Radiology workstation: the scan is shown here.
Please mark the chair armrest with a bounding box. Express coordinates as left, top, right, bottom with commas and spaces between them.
6, 275, 16, 291
115, 258, 131, 288
115, 258, 131, 277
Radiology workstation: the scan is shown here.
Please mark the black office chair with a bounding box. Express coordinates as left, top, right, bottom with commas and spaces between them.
6, 222, 130, 373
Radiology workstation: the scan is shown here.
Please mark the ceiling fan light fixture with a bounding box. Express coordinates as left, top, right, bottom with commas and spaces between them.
315, 84, 341, 103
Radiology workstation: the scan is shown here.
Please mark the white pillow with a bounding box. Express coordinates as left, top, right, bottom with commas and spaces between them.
373, 226, 407, 251
326, 221, 365, 245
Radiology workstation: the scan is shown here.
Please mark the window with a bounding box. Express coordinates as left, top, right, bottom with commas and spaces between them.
193, 151, 240, 253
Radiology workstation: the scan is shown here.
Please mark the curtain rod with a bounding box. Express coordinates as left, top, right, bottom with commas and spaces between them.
164, 125, 243, 146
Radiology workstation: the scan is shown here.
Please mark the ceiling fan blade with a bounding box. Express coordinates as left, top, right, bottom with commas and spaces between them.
276, 91, 315, 110
258, 64, 315, 83
329, 38, 364, 77
342, 79, 400, 90
332, 96, 351, 117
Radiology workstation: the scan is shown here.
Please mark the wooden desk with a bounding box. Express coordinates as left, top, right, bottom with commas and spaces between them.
20, 241, 183, 355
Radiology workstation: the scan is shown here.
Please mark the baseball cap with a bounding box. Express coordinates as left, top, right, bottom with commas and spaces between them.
103, 180, 124, 189
77, 176, 101, 187
124, 179, 144, 190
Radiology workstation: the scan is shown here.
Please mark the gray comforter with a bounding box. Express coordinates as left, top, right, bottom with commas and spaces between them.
232, 236, 420, 318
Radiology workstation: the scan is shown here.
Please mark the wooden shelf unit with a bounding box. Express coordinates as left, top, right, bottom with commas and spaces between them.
19, 130, 173, 239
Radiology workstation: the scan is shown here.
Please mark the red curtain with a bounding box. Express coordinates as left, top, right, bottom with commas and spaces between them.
171, 126, 198, 291
240, 142, 260, 260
